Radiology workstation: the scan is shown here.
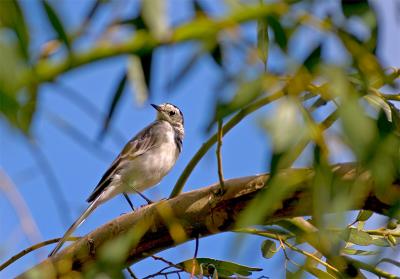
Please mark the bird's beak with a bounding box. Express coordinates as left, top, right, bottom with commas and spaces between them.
151, 104, 161, 111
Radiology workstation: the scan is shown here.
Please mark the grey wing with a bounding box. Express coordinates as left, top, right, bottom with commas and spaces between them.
86, 121, 162, 202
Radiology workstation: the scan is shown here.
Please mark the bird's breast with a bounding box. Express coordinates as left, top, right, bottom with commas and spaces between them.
122, 128, 180, 192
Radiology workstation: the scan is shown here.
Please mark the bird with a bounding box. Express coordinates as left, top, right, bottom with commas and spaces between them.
48, 103, 184, 257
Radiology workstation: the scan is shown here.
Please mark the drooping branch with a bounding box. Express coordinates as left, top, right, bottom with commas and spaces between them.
32, 3, 288, 84
17, 163, 400, 278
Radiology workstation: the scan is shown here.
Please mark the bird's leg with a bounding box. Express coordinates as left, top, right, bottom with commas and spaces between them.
123, 193, 135, 212
132, 189, 154, 204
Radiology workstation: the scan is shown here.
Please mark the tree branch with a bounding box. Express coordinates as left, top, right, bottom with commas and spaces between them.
17, 163, 400, 278
32, 3, 288, 84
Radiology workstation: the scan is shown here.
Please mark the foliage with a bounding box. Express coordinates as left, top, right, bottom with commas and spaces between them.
0, 0, 399, 278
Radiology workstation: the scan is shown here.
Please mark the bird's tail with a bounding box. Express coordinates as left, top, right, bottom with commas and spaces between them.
48, 197, 100, 257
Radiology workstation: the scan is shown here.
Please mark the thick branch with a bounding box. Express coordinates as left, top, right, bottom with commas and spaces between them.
18, 163, 400, 278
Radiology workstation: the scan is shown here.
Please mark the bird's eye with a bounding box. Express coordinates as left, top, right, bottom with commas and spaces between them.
169, 111, 176, 116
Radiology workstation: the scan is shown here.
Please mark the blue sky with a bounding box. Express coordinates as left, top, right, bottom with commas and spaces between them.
0, 1, 399, 278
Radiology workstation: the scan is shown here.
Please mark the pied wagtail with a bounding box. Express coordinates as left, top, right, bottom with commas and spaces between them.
49, 103, 184, 256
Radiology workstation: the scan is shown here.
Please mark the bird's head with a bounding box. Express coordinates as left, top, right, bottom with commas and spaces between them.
151, 103, 184, 128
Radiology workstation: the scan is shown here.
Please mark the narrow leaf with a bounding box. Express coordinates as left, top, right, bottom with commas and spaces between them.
0, 40, 32, 133
0, 0, 30, 59
388, 235, 397, 246
304, 44, 322, 73
344, 228, 373, 246
341, 0, 369, 18
266, 15, 287, 51
389, 103, 400, 135
194, 0, 207, 17
257, 17, 269, 69
341, 0, 378, 53
364, 95, 392, 121
98, 73, 127, 139
41, 0, 71, 50
142, 0, 169, 39
127, 55, 149, 105
139, 52, 153, 96
341, 248, 378, 256
210, 43, 223, 67
355, 210, 373, 222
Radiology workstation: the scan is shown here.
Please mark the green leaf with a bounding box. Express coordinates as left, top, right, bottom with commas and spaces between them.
341, 229, 398, 247
139, 52, 153, 96
41, 0, 71, 51
338, 30, 384, 87
127, 55, 149, 105
177, 258, 262, 277
194, 0, 207, 17
116, 15, 147, 30
142, 0, 169, 39
0, 0, 30, 59
355, 210, 373, 222
257, 17, 269, 68
344, 228, 373, 246
341, 0, 369, 18
266, 15, 287, 51
0, 39, 33, 133
389, 103, 400, 136
370, 236, 394, 247
263, 97, 306, 152
341, 0, 378, 52
341, 248, 378, 256
364, 94, 392, 122
326, 68, 376, 161
98, 73, 127, 139
303, 43, 322, 73
210, 42, 223, 67
376, 108, 395, 138
261, 239, 278, 259
388, 235, 397, 246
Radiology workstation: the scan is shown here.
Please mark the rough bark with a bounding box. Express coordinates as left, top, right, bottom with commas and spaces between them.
18, 163, 400, 278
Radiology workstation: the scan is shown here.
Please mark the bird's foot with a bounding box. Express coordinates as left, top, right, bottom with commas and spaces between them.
134, 191, 154, 204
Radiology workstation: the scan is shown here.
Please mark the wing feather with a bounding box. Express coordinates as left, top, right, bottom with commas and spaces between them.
86, 121, 162, 202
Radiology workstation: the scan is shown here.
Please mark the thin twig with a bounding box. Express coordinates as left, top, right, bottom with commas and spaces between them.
143, 270, 184, 279
170, 89, 284, 198
150, 255, 182, 271
190, 236, 200, 279
234, 227, 294, 240
283, 240, 339, 273
126, 266, 138, 279
141, 255, 187, 279
0, 237, 80, 271
28, 141, 72, 226
279, 237, 301, 269
0, 171, 42, 258
216, 120, 225, 193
